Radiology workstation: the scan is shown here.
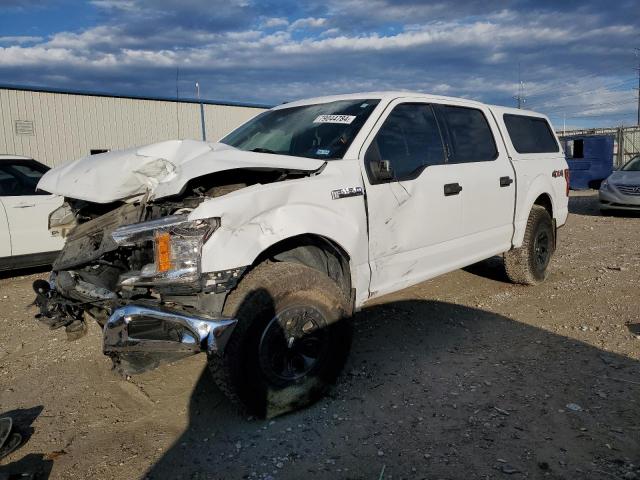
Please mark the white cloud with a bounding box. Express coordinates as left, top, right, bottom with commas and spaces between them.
288, 17, 327, 31
0, 36, 42, 45
90, 0, 138, 11
262, 17, 289, 28
0, 1, 637, 127
319, 28, 340, 37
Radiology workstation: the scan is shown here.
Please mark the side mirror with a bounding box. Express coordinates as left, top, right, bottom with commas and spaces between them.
377, 160, 394, 181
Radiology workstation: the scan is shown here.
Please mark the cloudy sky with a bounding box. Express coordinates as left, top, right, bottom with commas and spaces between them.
0, 0, 638, 128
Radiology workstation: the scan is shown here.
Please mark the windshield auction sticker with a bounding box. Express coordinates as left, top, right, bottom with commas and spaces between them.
313, 114, 356, 124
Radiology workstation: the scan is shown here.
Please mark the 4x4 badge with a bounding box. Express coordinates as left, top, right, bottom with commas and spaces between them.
331, 187, 364, 200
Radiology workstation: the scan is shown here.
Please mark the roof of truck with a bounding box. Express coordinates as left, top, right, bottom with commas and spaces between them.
275, 91, 550, 119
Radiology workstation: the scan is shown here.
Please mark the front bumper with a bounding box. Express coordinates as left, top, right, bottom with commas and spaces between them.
103, 304, 237, 356
599, 186, 640, 210
33, 274, 238, 371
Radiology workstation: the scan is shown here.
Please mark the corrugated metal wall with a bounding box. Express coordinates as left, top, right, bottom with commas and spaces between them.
0, 87, 266, 167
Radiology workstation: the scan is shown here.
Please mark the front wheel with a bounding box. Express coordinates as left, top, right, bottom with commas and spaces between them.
208, 262, 352, 418
504, 205, 555, 285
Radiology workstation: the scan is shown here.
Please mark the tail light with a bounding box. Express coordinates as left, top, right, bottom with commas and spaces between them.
564, 168, 570, 196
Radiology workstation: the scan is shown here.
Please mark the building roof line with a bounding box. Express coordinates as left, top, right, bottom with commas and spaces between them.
0, 83, 273, 110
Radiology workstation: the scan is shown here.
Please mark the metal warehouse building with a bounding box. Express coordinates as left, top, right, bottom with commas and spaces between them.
0, 85, 269, 168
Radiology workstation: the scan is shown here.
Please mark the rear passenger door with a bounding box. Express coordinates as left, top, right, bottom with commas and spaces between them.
434, 104, 516, 261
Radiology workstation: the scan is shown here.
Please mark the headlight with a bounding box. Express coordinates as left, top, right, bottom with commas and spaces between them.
112, 215, 219, 286
600, 179, 609, 190
48, 202, 77, 238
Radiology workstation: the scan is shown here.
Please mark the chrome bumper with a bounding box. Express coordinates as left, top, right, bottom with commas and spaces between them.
103, 304, 237, 357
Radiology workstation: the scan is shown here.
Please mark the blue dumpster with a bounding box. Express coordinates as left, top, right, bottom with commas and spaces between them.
561, 135, 614, 190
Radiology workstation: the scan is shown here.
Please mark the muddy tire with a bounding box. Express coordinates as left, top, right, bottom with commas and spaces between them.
207, 262, 352, 418
504, 205, 554, 285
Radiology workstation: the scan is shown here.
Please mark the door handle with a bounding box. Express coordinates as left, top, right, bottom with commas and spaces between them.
13, 203, 35, 208
444, 183, 463, 196
500, 176, 514, 187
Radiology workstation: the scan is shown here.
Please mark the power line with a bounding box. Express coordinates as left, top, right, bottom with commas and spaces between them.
552, 112, 636, 120
530, 77, 635, 105
526, 71, 606, 98
531, 75, 635, 98
543, 99, 636, 116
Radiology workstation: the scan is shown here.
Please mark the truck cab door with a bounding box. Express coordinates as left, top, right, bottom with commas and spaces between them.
433, 104, 515, 261
360, 100, 466, 299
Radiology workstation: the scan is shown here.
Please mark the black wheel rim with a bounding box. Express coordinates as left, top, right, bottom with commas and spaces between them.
258, 306, 329, 383
533, 230, 551, 270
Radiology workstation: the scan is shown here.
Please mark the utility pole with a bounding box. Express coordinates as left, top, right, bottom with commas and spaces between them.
196, 81, 206, 142
514, 62, 526, 109
635, 48, 640, 126
175, 67, 181, 138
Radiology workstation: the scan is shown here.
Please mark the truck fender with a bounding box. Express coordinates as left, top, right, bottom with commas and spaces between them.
200, 203, 361, 271
512, 173, 556, 249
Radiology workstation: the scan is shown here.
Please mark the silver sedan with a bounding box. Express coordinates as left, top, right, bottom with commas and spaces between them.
599, 155, 640, 213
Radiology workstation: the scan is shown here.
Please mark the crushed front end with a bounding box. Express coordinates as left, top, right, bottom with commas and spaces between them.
33, 197, 239, 374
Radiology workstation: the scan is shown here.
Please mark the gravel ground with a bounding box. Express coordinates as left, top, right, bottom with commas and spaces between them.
0, 190, 639, 480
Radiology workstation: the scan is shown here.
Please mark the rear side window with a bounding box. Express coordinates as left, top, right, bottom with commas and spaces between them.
436, 105, 498, 163
504, 114, 559, 154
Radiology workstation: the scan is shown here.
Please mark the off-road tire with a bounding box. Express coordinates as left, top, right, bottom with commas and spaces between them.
207, 261, 352, 418
504, 205, 555, 285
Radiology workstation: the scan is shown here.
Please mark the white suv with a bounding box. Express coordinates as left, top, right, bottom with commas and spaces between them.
1, 155, 63, 270
33, 92, 569, 417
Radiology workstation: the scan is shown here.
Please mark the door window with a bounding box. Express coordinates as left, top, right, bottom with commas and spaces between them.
0, 170, 20, 196
365, 103, 445, 183
0, 161, 48, 196
436, 105, 498, 163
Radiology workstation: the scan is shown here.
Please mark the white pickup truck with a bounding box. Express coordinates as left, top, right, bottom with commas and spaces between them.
33, 92, 569, 417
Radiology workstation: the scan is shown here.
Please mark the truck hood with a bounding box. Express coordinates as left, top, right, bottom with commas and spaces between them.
37, 139, 326, 203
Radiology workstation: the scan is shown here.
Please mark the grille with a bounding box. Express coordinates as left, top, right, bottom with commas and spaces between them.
614, 184, 640, 196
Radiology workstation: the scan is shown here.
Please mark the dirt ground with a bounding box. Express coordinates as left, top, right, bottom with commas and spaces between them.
1, 190, 639, 480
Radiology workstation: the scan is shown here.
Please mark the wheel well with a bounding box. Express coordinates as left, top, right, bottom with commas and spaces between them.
252, 234, 352, 297
534, 193, 553, 218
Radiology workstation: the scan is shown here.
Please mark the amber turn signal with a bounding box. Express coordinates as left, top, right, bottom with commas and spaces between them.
155, 232, 172, 272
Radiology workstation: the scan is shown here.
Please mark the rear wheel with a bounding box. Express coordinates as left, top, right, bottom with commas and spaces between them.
208, 262, 352, 418
504, 205, 554, 285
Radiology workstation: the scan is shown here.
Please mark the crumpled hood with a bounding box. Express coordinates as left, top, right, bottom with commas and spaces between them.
38, 139, 325, 203
608, 170, 640, 186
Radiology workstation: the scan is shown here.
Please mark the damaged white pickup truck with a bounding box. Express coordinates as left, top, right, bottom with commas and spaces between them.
33, 92, 569, 417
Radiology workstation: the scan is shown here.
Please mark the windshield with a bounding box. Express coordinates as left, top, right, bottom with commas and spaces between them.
621, 155, 640, 171
221, 99, 380, 160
